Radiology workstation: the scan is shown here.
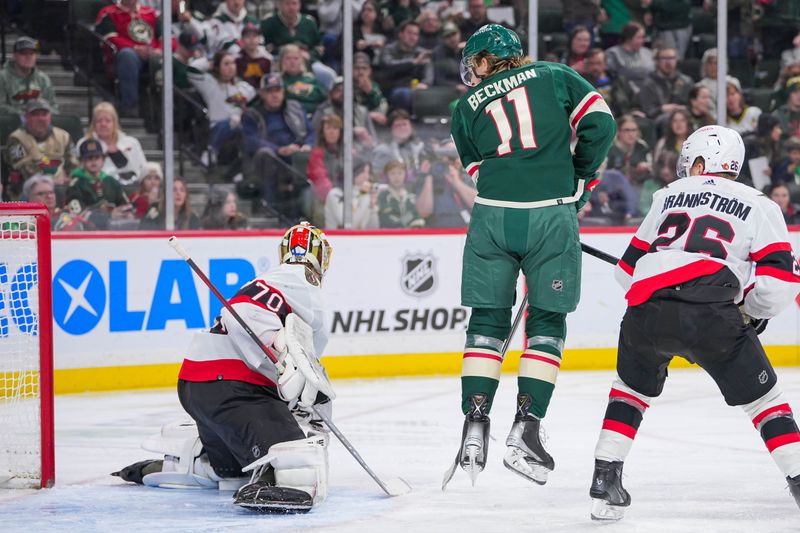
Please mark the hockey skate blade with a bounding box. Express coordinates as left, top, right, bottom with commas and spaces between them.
467, 446, 481, 486
503, 447, 549, 485
590, 498, 627, 521
234, 484, 312, 514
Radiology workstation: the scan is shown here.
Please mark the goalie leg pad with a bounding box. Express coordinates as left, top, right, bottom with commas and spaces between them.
242, 434, 329, 504
133, 420, 247, 490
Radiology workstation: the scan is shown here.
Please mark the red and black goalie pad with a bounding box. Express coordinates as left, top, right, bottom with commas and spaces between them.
750, 242, 800, 282
618, 236, 650, 276
230, 279, 293, 324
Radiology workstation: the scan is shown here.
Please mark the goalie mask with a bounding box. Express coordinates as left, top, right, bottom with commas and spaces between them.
279, 222, 332, 281
676, 125, 745, 179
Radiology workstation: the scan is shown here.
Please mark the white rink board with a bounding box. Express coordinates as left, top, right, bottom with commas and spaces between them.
42, 231, 800, 371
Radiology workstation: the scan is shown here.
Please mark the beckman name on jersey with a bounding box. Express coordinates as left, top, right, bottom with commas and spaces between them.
466, 68, 538, 111
661, 191, 752, 222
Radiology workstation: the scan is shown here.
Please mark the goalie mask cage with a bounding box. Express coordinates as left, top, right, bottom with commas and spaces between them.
0, 203, 54, 488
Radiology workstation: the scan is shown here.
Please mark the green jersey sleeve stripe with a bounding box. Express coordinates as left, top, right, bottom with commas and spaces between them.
569, 92, 612, 130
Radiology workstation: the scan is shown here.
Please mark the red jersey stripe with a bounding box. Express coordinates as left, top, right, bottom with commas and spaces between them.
750, 242, 793, 262
178, 358, 276, 387
619, 259, 634, 276
630, 236, 650, 251
602, 419, 637, 439
755, 265, 800, 283
752, 403, 793, 428
520, 353, 561, 368
463, 352, 503, 363
626, 260, 725, 306
765, 432, 800, 453
571, 93, 601, 129
610, 388, 650, 410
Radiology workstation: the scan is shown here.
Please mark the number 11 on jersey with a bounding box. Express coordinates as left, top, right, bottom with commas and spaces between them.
484, 86, 537, 156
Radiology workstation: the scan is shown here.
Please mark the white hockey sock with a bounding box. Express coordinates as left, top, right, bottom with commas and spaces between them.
594, 376, 653, 463
742, 385, 800, 478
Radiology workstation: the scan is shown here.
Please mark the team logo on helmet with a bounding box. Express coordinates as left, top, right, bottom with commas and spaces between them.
401, 253, 437, 297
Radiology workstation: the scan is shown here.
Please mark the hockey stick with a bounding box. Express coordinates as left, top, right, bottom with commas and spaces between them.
580, 242, 620, 266
168, 237, 411, 497
501, 243, 619, 354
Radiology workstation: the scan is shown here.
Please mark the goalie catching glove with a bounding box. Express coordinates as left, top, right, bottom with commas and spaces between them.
274, 313, 336, 410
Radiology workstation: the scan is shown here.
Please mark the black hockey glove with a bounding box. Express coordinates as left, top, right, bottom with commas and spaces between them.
738, 305, 769, 335
751, 318, 769, 335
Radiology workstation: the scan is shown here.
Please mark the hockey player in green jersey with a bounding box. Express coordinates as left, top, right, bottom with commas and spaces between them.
444, 24, 616, 488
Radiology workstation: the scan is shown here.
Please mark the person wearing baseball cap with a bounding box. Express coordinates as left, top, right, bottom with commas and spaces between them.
431, 22, 465, 93
775, 75, 800, 139
239, 71, 313, 218
4, 97, 75, 200
172, 28, 204, 90
65, 138, 132, 228
0, 35, 59, 115
236, 22, 272, 90
353, 51, 389, 126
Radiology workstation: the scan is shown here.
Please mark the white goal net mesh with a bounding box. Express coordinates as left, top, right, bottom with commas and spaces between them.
0, 216, 42, 488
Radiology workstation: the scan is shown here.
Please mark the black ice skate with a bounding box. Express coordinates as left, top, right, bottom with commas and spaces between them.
589, 459, 631, 521
503, 394, 554, 485
788, 474, 800, 510
442, 393, 491, 490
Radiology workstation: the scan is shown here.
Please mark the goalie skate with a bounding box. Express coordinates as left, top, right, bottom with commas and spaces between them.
234, 481, 313, 514
503, 394, 554, 485
442, 393, 490, 489
589, 459, 630, 521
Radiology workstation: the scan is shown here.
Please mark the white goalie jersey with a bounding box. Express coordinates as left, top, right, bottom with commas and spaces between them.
615, 174, 800, 318
178, 264, 329, 387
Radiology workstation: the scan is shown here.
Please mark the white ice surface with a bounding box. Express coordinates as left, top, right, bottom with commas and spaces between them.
1, 369, 800, 532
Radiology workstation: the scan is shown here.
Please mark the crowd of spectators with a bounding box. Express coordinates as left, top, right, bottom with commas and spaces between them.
3, 0, 800, 232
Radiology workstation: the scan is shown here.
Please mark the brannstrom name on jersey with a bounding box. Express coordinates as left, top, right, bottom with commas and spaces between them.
466, 67, 538, 111
661, 190, 753, 222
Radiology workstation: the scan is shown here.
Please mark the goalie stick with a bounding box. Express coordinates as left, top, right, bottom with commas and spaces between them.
443, 242, 619, 489
168, 236, 411, 498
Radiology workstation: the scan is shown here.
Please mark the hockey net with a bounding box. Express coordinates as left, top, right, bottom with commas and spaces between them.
0, 203, 54, 488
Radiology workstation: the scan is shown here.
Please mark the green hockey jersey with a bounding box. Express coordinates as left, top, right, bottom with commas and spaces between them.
451, 62, 616, 208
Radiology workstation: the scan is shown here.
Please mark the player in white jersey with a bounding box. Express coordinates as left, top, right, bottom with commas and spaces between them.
588, 126, 800, 521
114, 222, 334, 513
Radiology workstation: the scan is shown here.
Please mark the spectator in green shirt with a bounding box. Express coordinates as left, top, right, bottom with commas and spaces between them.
278, 44, 328, 115
66, 139, 133, 230
261, 0, 336, 89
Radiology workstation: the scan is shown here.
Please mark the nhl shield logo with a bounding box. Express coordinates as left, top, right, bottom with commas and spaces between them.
401, 254, 436, 296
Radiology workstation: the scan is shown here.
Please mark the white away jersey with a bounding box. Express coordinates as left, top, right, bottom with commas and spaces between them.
179, 264, 328, 387
615, 174, 800, 318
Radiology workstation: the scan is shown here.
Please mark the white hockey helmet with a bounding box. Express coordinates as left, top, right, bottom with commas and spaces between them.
279, 222, 332, 280
676, 125, 745, 179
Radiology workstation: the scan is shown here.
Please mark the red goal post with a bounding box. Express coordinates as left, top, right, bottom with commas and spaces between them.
0, 202, 54, 488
